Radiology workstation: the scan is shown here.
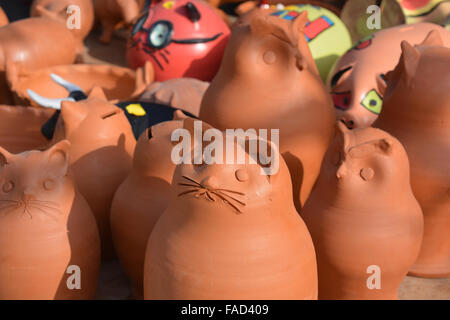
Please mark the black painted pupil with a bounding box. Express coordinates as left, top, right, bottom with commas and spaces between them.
370, 99, 377, 106
343, 97, 349, 105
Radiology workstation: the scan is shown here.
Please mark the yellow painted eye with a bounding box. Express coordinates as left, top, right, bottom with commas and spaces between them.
361, 90, 383, 115
163, 1, 174, 9
125, 104, 146, 116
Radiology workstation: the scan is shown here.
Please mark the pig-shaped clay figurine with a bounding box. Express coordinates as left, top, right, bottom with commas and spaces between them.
374, 31, 450, 278
30, 0, 95, 51
0, 17, 78, 105
93, 0, 141, 44
328, 22, 450, 129
200, 12, 335, 210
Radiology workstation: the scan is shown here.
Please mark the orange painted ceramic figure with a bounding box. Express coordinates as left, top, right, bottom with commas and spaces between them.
93, 0, 141, 44
0, 17, 78, 105
0, 141, 100, 299
374, 31, 450, 278
144, 121, 318, 299
51, 88, 136, 259
328, 23, 450, 129
31, 0, 95, 51
302, 123, 423, 299
200, 12, 335, 209
111, 120, 185, 299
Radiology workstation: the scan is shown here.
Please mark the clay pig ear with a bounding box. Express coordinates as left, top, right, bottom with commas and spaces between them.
46, 140, 71, 176
420, 30, 443, 46
88, 86, 108, 101
400, 41, 420, 86
0, 146, 12, 167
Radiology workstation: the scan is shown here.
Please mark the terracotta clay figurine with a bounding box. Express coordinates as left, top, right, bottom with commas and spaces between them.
0, 105, 53, 154
0, 17, 78, 105
111, 120, 186, 299
0, 6, 9, 27
200, 12, 336, 210
93, 0, 141, 44
328, 22, 450, 129
30, 0, 95, 51
374, 32, 450, 278
127, 0, 230, 81
139, 78, 209, 116
51, 88, 136, 259
11, 63, 154, 107
302, 122, 424, 300
144, 120, 318, 299
0, 140, 101, 299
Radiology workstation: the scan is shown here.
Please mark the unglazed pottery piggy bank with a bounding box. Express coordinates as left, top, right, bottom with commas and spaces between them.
144, 122, 318, 299
127, 0, 230, 81
302, 123, 424, 300
0, 105, 53, 154
52, 88, 136, 259
0, 141, 100, 299
0, 17, 78, 105
93, 0, 141, 44
31, 0, 95, 50
111, 120, 185, 299
374, 32, 450, 278
398, 0, 450, 25
271, 4, 352, 81
328, 22, 450, 129
139, 77, 209, 116
200, 12, 336, 210
0, 6, 9, 27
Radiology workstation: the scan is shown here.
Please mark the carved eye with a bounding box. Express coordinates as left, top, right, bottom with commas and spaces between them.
2, 181, 14, 193
263, 51, 277, 64
43, 179, 55, 191
235, 169, 249, 182
360, 168, 374, 181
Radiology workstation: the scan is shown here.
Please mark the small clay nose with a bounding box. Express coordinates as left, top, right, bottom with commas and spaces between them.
340, 114, 358, 129
22, 192, 36, 202
201, 176, 219, 189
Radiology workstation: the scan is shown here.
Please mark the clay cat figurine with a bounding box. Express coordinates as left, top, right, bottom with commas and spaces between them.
200, 12, 335, 210
111, 120, 186, 299
0, 17, 78, 104
0, 140, 100, 299
31, 0, 95, 51
93, 0, 141, 44
52, 88, 136, 259
302, 123, 424, 300
144, 120, 318, 299
374, 31, 450, 278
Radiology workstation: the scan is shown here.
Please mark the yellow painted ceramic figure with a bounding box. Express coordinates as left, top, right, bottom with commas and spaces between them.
271, 4, 352, 81
398, 0, 450, 25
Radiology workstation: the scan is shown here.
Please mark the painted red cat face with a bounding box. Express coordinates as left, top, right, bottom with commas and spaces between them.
127, 0, 230, 82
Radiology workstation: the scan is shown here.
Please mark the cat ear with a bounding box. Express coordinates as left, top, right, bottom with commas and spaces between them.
0, 146, 12, 167
376, 73, 388, 96
400, 41, 420, 86
88, 86, 108, 101
250, 15, 294, 45
46, 140, 71, 175
35, 4, 60, 20
292, 11, 308, 34
420, 30, 443, 47
133, 61, 154, 99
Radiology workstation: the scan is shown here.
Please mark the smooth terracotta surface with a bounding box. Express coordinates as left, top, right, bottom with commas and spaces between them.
374, 32, 450, 278
328, 23, 450, 129
11, 63, 154, 106
52, 88, 136, 259
0, 17, 78, 105
0, 6, 9, 27
127, 0, 230, 82
31, 0, 95, 49
111, 120, 184, 299
200, 12, 335, 210
302, 123, 424, 300
94, 0, 141, 44
0, 105, 53, 154
144, 121, 318, 299
139, 78, 209, 116
0, 140, 100, 299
